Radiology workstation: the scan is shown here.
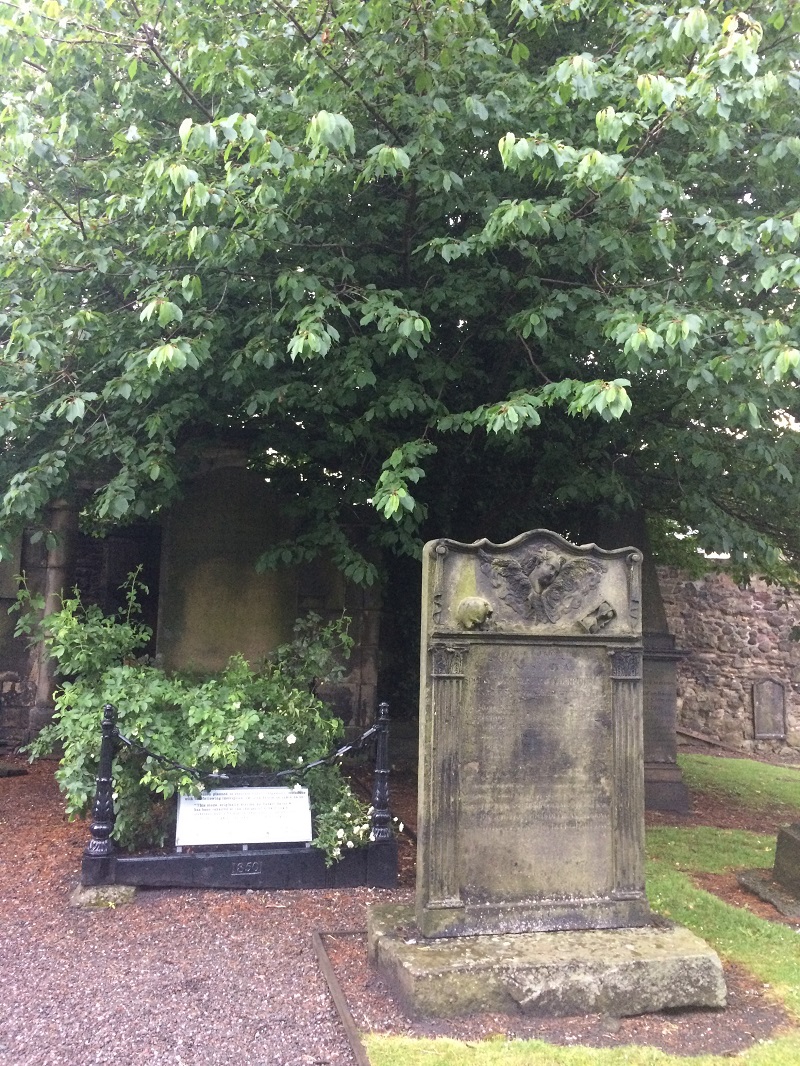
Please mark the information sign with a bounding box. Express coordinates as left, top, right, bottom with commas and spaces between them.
175, 787, 312, 847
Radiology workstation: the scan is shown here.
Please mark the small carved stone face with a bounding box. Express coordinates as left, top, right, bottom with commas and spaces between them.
529, 551, 562, 595
455, 597, 493, 630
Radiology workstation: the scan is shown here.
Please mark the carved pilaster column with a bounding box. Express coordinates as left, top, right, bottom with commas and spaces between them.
419, 643, 467, 914
610, 648, 645, 897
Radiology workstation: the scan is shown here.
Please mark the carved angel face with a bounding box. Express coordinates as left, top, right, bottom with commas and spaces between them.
529, 550, 562, 593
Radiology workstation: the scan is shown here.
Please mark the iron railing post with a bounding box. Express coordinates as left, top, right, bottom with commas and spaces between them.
370, 701, 392, 843
85, 703, 118, 858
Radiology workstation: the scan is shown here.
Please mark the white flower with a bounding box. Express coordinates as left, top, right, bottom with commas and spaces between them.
398, 822, 405, 833
369, 832, 376, 842
336, 828, 344, 839
232, 701, 241, 710
296, 756, 304, 765
286, 733, 297, 745
226, 734, 235, 743
258, 732, 265, 740
346, 840, 354, 849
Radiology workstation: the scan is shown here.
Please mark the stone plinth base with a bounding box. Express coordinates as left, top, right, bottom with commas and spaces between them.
368, 904, 726, 1018
644, 761, 690, 814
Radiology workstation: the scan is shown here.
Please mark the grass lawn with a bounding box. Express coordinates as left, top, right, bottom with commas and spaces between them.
363, 1034, 800, 1066
677, 754, 800, 812
365, 754, 800, 1066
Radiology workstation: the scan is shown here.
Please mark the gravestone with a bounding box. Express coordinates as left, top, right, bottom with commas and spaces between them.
752, 679, 787, 740
774, 823, 800, 896
369, 531, 726, 1017
739, 821, 800, 919
415, 530, 648, 937
643, 633, 690, 813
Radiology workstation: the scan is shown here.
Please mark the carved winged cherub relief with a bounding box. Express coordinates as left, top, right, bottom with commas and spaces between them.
479, 545, 610, 626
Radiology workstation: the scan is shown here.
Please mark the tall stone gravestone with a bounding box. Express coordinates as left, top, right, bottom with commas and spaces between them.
369, 531, 726, 1017
417, 530, 647, 936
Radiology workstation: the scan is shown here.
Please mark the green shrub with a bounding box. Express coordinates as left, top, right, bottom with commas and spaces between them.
20, 573, 370, 861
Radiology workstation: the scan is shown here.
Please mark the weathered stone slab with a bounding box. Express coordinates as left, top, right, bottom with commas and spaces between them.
368, 904, 726, 1018
737, 868, 800, 920
69, 884, 137, 909
417, 531, 648, 937
737, 823, 800, 917
752, 679, 786, 740
773, 823, 800, 896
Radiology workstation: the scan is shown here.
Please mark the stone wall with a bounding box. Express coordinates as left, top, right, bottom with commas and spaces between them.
657, 567, 800, 759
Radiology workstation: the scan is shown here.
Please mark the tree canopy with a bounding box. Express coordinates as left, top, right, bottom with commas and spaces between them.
1, 0, 799, 581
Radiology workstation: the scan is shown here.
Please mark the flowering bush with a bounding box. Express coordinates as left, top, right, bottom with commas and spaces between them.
20, 575, 370, 861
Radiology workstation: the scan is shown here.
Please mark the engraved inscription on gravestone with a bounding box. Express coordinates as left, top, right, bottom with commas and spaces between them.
752, 679, 786, 740
417, 530, 649, 938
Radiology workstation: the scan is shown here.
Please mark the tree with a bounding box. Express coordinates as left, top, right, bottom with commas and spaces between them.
1, 0, 799, 582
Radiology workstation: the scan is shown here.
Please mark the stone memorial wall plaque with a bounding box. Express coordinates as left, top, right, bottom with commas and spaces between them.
417, 530, 648, 938
752, 679, 786, 740
175, 787, 312, 847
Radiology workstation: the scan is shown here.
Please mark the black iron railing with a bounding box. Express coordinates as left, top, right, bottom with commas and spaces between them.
85, 701, 393, 858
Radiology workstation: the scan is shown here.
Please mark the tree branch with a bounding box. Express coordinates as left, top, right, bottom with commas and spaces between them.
270, 0, 404, 145
8, 164, 85, 235
516, 333, 553, 384
133, 15, 214, 122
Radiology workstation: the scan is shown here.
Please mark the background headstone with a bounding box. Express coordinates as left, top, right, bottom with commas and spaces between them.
643, 633, 690, 812
774, 823, 800, 897
752, 679, 786, 740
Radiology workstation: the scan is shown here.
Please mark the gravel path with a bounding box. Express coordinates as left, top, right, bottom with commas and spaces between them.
0, 760, 396, 1066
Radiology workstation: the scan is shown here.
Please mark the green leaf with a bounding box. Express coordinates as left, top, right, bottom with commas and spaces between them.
178, 117, 193, 150
64, 397, 85, 423
157, 301, 183, 327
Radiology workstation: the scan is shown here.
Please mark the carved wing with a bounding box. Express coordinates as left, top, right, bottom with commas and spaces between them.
479, 551, 534, 617
541, 558, 605, 623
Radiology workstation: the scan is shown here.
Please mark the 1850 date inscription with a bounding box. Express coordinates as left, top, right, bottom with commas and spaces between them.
231, 860, 263, 876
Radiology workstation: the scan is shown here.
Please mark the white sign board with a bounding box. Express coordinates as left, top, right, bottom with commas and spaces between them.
175, 787, 312, 847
